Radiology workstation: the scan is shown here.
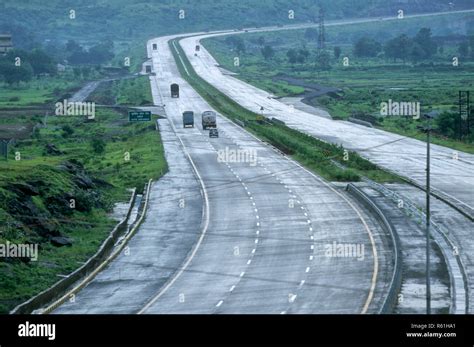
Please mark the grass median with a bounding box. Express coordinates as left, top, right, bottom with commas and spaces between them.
170, 39, 399, 184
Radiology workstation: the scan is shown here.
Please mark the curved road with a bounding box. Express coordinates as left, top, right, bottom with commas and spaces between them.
53, 30, 393, 314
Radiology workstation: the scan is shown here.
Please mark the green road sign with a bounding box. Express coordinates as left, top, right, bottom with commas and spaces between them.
129, 111, 152, 122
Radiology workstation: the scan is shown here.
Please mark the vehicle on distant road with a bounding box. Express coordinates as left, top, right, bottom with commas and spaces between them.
145, 65, 152, 74
202, 111, 217, 130
183, 111, 194, 128
209, 128, 219, 138
195, 45, 200, 51
152, 43, 157, 50
171, 83, 179, 98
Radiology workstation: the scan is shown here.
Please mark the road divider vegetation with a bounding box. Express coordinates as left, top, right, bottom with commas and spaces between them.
170, 39, 399, 183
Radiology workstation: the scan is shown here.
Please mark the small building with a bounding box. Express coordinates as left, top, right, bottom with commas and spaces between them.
0, 34, 13, 55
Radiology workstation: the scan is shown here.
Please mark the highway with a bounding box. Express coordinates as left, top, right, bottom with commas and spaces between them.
52, 10, 474, 315
52, 32, 394, 314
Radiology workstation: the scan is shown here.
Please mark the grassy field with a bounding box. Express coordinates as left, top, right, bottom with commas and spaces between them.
0, 77, 81, 109
202, 12, 474, 153
0, 74, 166, 313
170, 39, 399, 184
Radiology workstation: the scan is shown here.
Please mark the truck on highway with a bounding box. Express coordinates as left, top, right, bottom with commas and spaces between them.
152, 43, 157, 50
145, 65, 152, 74
171, 83, 179, 98
201, 111, 217, 130
183, 111, 194, 128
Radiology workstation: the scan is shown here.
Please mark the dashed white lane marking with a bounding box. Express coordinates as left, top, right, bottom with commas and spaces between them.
247, 259, 252, 265
251, 248, 256, 254
256, 230, 260, 235
305, 267, 310, 273
299, 280, 305, 286
280, 311, 287, 314
310, 235, 314, 240
307, 220, 311, 224
229, 285, 236, 292
240, 272, 245, 277
309, 255, 314, 261
254, 239, 259, 244
310, 245, 314, 250
216, 300, 224, 307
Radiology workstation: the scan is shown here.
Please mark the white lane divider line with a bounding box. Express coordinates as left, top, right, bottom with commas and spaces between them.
305, 267, 310, 273
309, 255, 314, 261
240, 272, 245, 277
216, 300, 224, 307
247, 259, 252, 265
251, 248, 256, 254
299, 280, 305, 287
229, 285, 235, 292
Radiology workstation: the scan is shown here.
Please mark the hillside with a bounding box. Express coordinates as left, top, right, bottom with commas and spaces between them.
1, 0, 474, 47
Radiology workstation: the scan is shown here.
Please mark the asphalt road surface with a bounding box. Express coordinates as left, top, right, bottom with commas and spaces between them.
53, 32, 393, 314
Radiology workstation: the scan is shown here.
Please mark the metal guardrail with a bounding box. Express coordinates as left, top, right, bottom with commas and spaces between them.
364, 178, 469, 314
346, 184, 402, 314
10, 186, 141, 314
234, 119, 246, 128
347, 117, 373, 128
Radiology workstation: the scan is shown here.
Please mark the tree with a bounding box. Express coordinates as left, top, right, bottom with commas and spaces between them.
61, 125, 74, 138
435, 112, 458, 138
261, 45, 275, 60
334, 46, 341, 59
410, 43, 426, 63
297, 48, 309, 63
29, 48, 56, 75
470, 36, 474, 58
304, 28, 318, 42
88, 41, 114, 64
257, 36, 266, 47
287, 49, 298, 64
0, 61, 33, 85
354, 37, 381, 57
316, 51, 331, 69
459, 41, 469, 58
414, 28, 437, 59
66, 39, 82, 53
385, 34, 413, 62
91, 138, 106, 154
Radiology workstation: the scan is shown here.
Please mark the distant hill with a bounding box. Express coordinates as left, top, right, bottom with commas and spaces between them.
1, 0, 473, 47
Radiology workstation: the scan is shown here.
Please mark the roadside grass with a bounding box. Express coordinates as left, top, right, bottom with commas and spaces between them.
0, 74, 167, 313
114, 76, 154, 106
171, 39, 399, 184
0, 77, 81, 109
